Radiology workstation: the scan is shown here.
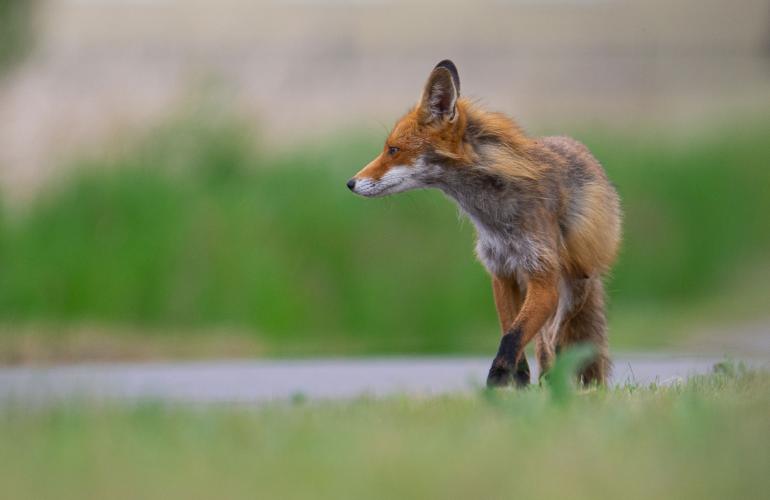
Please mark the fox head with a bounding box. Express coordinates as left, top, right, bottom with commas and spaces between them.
347, 59, 468, 197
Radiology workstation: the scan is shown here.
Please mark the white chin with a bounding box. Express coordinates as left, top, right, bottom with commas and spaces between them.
354, 179, 420, 197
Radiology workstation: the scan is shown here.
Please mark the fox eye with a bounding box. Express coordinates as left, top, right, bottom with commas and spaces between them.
387, 146, 400, 156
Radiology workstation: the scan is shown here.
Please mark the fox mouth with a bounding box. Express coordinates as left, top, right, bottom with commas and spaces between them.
350, 177, 405, 197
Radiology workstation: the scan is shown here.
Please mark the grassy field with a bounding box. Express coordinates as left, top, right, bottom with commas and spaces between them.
0, 114, 769, 359
0, 364, 767, 499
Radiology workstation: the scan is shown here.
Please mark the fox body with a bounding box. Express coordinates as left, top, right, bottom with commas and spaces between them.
348, 60, 621, 386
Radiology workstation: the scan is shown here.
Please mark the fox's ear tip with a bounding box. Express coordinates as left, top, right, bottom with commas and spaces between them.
434, 59, 457, 73
433, 59, 460, 93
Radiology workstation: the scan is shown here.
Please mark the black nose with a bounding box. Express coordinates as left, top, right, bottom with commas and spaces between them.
346, 178, 356, 191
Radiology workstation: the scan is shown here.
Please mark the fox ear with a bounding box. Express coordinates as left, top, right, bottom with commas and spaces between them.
419, 59, 460, 123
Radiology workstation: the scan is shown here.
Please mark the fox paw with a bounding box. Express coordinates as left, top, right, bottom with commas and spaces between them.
486, 361, 530, 388
486, 364, 514, 388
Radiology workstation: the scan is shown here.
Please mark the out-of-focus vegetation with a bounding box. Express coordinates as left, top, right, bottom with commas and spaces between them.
0, 0, 37, 75
1, 366, 768, 499
0, 115, 768, 357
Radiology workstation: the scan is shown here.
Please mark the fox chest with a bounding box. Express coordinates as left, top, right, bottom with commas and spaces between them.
447, 188, 551, 277
471, 222, 544, 277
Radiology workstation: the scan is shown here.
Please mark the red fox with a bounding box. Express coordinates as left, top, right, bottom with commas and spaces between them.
347, 60, 621, 387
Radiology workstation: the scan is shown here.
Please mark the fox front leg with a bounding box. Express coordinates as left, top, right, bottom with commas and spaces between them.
487, 273, 558, 388
487, 275, 531, 387
487, 328, 531, 388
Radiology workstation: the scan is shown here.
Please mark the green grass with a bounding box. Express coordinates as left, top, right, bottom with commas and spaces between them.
1, 367, 768, 499
0, 115, 768, 356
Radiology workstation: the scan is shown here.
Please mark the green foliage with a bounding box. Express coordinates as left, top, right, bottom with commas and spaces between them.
0, 0, 37, 74
587, 125, 770, 306
544, 343, 597, 404
1, 370, 768, 499
0, 117, 768, 354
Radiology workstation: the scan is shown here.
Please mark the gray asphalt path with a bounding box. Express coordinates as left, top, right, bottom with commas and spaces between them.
1, 354, 765, 406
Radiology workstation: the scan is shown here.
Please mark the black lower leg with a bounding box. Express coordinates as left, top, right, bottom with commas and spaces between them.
486, 327, 527, 388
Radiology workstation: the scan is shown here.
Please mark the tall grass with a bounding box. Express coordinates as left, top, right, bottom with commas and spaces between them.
0, 116, 768, 354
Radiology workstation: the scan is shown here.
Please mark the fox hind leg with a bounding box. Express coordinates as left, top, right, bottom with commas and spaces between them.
535, 333, 556, 382
557, 277, 611, 386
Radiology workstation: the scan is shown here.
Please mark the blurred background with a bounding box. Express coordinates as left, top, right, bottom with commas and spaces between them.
0, 0, 769, 363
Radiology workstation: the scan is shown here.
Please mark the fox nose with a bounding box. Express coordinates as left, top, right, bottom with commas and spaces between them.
346, 178, 356, 191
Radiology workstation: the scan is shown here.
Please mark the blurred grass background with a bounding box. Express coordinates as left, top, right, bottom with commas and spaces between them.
1, 3, 769, 497
0, 111, 768, 357
0, 0, 37, 75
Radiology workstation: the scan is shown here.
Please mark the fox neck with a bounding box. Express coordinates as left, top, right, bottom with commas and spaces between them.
428, 111, 549, 277
429, 107, 534, 234
434, 163, 522, 234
